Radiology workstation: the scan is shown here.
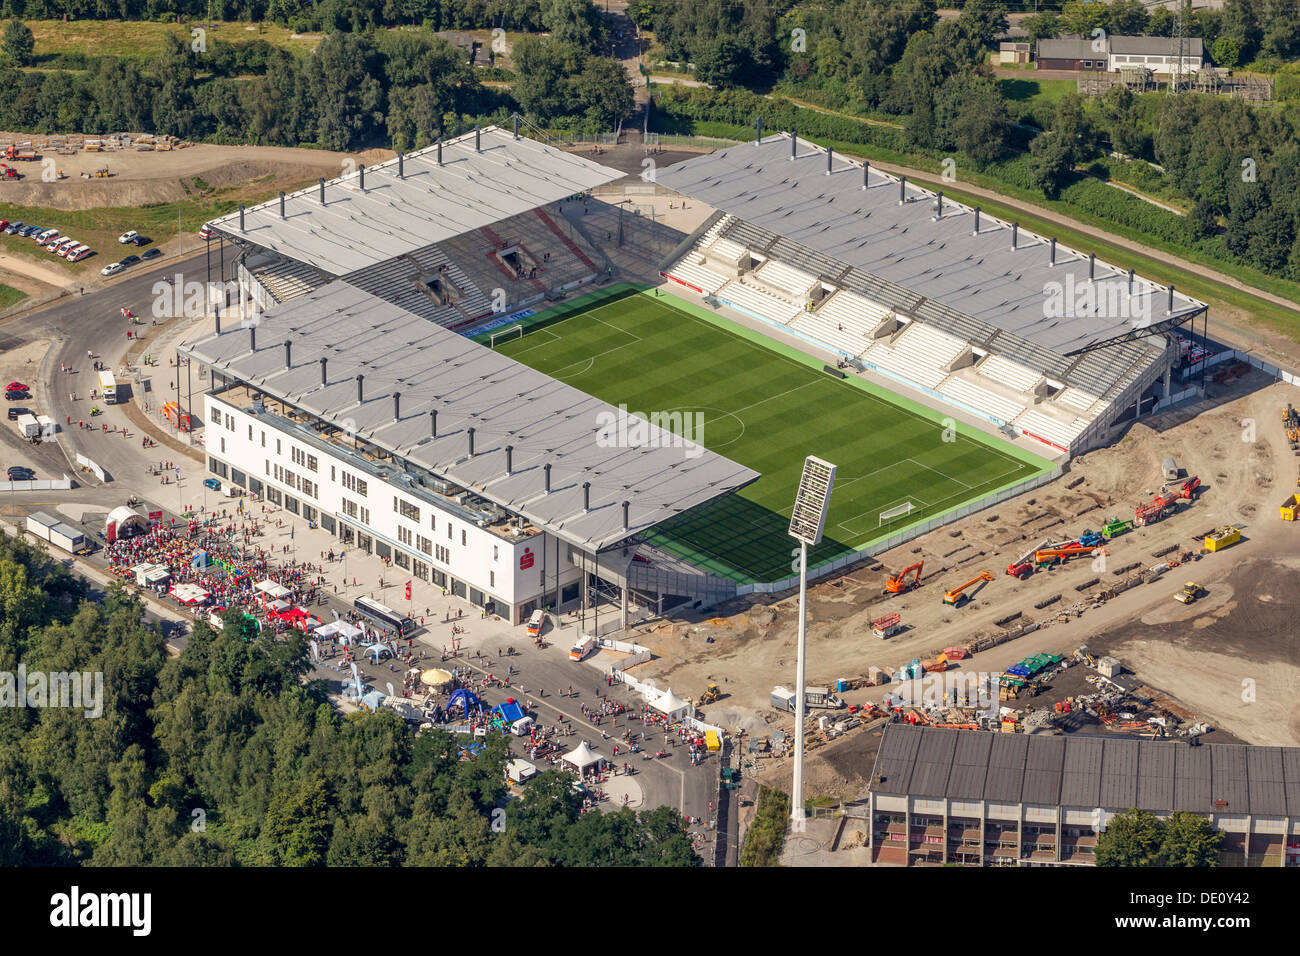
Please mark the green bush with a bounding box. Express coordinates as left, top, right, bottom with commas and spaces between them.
740, 785, 790, 867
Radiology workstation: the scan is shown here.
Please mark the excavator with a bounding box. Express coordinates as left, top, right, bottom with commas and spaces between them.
884, 561, 924, 594
943, 570, 993, 606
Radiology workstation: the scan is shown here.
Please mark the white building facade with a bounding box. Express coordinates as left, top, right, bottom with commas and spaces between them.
203, 390, 583, 625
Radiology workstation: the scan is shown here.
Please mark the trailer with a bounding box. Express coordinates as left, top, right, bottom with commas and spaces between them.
770, 685, 845, 712
15, 412, 39, 439
25, 511, 58, 542
48, 522, 89, 554
1102, 517, 1134, 539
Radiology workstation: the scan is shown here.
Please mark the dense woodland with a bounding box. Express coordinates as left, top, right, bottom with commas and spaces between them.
0, 532, 699, 866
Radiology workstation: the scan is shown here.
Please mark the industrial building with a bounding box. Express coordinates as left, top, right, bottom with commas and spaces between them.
865, 724, 1300, 867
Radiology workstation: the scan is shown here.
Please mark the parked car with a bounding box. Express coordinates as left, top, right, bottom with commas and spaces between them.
119, 254, 140, 267
100, 262, 124, 277
0, 219, 8, 230
4, 221, 21, 234
7, 407, 28, 421
59, 242, 85, 259
118, 230, 139, 244
7, 466, 35, 480
35, 228, 58, 244
203, 478, 221, 491
50, 237, 76, 255
141, 247, 162, 260
69, 247, 92, 263
130, 235, 151, 246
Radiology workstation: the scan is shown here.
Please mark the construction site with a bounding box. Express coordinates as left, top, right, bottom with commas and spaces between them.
629, 371, 1300, 815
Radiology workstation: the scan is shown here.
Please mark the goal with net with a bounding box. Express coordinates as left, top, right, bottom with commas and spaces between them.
878, 501, 915, 527
490, 324, 524, 349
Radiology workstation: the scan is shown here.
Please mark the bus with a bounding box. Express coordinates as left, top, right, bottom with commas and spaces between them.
98, 370, 117, 405
354, 595, 415, 637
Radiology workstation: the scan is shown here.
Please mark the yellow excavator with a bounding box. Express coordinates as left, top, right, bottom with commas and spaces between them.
698, 682, 722, 705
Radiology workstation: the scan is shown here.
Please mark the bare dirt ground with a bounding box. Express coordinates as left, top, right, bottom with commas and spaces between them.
0, 141, 392, 212
631, 374, 1300, 799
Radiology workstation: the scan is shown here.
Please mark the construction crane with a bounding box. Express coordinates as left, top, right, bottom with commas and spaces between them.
1034, 543, 1101, 565
943, 571, 993, 606
884, 561, 923, 594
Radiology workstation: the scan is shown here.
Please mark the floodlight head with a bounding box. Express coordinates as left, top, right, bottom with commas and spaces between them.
788, 456, 836, 546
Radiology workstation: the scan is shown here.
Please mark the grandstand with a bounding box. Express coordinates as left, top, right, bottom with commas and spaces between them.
212, 124, 621, 332
657, 134, 1208, 457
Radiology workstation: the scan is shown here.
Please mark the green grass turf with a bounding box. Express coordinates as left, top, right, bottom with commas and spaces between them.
495, 289, 1051, 583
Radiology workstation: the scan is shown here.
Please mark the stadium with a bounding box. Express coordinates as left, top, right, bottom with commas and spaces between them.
178, 123, 1209, 624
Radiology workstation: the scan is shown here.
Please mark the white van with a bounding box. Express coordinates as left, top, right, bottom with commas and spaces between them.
570, 634, 597, 661
511, 716, 535, 736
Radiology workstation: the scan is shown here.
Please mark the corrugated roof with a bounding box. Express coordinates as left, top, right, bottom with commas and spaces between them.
207, 126, 624, 277
1099, 738, 1139, 809
870, 727, 1300, 816
1137, 738, 1175, 811
178, 281, 759, 552
947, 731, 993, 799
1037, 38, 1099, 60
1245, 747, 1287, 816
911, 727, 958, 797
1110, 36, 1204, 57
656, 135, 1205, 356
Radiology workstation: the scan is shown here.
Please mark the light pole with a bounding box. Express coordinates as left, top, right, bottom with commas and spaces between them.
786, 455, 836, 831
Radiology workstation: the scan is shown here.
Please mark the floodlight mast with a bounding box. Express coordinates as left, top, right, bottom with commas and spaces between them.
787, 455, 836, 830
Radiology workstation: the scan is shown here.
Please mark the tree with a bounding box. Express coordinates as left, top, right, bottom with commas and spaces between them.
1211, 35, 1242, 69
1096, 809, 1165, 866
1029, 130, 1075, 199
3, 20, 33, 68
542, 0, 607, 54
936, 73, 1011, 163
1021, 12, 1060, 43
957, 0, 1009, 50
1187, 197, 1220, 240
694, 37, 748, 90
1161, 811, 1223, 867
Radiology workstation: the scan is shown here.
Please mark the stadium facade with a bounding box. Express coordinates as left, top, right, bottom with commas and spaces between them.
180, 126, 1212, 614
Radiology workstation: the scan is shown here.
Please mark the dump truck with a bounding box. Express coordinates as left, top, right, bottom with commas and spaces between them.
1174, 581, 1203, 605
4, 145, 38, 161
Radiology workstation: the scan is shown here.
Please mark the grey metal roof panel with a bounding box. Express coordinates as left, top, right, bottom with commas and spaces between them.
984, 734, 1030, 802
1283, 749, 1300, 817
946, 731, 993, 799
1210, 745, 1250, 813
1174, 744, 1212, 812
1099, 738, 1140, 810
657, 135, 1204, 356
1037, 38, 1099, 60
179, 281, 759, 552
1110, 36, 1204, 57
1136, 740, 1175, 811
1245, 747, 1287, 816
1023, 735, 1066, 805
910, 727, 958, 797
871, 723, 923, 793
207, 126, 624, 277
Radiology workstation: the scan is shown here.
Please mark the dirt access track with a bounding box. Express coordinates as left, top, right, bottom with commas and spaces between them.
0, 138, 392, 212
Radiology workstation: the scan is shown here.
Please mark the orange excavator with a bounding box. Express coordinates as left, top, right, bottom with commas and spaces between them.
885, 561, 924, 594
943, 570, 993, 606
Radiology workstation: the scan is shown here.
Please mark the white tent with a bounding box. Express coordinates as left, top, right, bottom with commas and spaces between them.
254, 579, 292, 600
652, 688, 692, 722
107, 506, 148, 538
562, 741, 603, 773
314, 621, 363, 642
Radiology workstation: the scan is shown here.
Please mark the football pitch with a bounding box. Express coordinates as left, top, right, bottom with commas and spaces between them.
492, 288, 1052, 583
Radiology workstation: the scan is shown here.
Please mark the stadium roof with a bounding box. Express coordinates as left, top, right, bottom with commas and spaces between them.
870, 725, 1300, 815
656, 134, 1206, 356
179, 282, 760, 552
206, 125, 624, 277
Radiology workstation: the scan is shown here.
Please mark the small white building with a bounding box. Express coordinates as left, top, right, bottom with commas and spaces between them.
1108, 36, 1204, 76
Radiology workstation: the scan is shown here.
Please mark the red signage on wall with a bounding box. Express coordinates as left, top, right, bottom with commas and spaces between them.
405, 581, 411, 601
520, 547, 534, 570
